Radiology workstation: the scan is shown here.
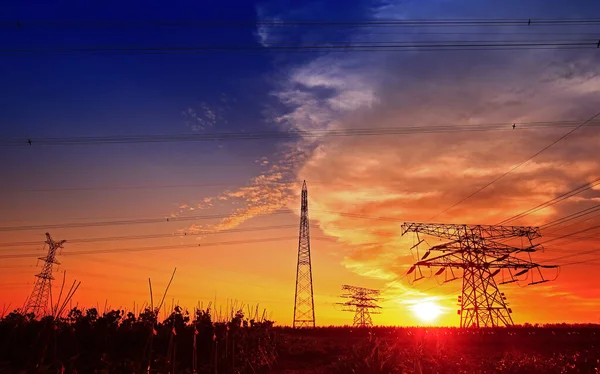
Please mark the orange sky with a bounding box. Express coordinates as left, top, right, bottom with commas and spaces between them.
1, 166, 600, 327
2, 7, 600, 326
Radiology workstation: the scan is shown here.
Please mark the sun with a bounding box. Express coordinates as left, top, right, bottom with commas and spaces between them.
411, 301, 442, 323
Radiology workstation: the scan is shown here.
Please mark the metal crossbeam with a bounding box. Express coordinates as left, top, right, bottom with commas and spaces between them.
401, 222, 541, 241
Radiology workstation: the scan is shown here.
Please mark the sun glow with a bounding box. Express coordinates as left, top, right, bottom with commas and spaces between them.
411, 301, 442, 323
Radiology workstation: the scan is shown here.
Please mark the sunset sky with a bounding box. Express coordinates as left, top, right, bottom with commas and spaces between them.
1, 0, 600, 327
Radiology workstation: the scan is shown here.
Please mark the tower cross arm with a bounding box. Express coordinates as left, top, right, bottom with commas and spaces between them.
414, 251, 465, 269
416, 252, 550, 270
341, 284, 381, 295
488, 255, 553, 269
401, 222, 541, 240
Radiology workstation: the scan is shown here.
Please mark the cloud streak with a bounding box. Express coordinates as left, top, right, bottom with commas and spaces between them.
175, 0, 600, 319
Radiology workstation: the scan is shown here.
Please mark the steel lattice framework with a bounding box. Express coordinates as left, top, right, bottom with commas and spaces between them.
337, 285, 381, 327
24, 232, 66, 317
401, 222, 557, 328
293, 181, 316, 328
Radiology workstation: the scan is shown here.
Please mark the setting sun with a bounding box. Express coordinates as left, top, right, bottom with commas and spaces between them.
2, 0, 600, 372
411, 301, 443, 323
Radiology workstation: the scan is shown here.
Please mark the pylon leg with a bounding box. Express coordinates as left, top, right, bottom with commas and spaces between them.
461, 263, 513, 327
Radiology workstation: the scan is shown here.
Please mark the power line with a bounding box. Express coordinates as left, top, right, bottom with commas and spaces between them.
0, 208, 402, 232
16, 39, 599, 46
543, 230, 600, 250
534, 227, 600, 261
3, 119, 599, 147
0, 235, 339, 260
0, 224, 298, 247
497, 176, 600, 225
492, 204, 600, 249
0, 236, 296, 259
495, 201, 600, 246
543, 231, 600, 241
427, 110, 600, 222
493, 202, 600, 249
1, 179, 354, 193
0, 223, 392, 256
259, 38, 600, 43
4, 181, 272, 193
0, 41, 596, 55
539, 223, 600, 246
0, 211, 289, 231
254, 31, 600, 36
544, 232, 600, 249
540, 204, 600, 230
555, 256, 600, 267
540, 212, 600, 246
541, 245, 600, 264
3, 18, 600, 29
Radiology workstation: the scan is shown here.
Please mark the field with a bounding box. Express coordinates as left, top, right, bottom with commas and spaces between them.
275, 326, 600, 373
1, 308, 599, 373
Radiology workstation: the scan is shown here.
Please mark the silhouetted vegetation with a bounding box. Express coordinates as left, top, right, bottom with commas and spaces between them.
0, 306, 275, 373
1, 311, 599, 373
274, 325, 600, 373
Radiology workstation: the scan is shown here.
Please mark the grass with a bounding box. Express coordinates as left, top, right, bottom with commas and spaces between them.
1, 309, 599, 373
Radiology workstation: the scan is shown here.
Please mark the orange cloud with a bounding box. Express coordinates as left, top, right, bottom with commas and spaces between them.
172, 15, 600, 323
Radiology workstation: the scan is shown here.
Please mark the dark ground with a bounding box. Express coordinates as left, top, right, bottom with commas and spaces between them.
1, 309, 599, 373
273, 325, 600, 373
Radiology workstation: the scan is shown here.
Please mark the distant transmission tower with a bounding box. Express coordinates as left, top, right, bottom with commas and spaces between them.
337, 285, 381, 327
24, 232, 66, 317
401, 223, 558, 327
293, 180, 316, 328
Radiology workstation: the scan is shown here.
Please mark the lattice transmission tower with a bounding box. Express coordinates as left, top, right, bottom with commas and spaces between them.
337, 285, 381, 327
24, 232, 66, 317
401, 222, 558, 328
293, 180, 316, 328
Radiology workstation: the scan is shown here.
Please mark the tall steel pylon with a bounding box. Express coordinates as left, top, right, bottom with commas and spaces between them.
24, 232, 66, 317
293, 180, 315, 328
401, 223, 558, 327
337, 285, 381, 327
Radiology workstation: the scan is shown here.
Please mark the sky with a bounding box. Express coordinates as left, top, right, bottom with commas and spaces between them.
1, 0, 600, 327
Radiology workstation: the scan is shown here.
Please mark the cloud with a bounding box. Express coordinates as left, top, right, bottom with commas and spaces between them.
176, 145, 305, 234
175, 1, 600, 317
174, 41, 381, 235
183, 98, 231, 132
282, 5, 600, 285
253, 5, 274, 47
255, 156, 270, 166
258, 2, 600, 310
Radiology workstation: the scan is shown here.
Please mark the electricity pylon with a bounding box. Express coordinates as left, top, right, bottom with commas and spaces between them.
337, 285, 381, 327
401, 223, 558, 327
293, 180, 316, 328
25, 232, 66, 317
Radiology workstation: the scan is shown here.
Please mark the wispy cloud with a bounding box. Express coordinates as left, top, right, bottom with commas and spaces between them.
176, 0, 600, 316
177, 147, 305, 234
176, 37, 379, 236
183, 98, 231, 132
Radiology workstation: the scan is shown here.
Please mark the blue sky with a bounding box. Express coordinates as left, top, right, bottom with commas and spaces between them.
1, 0, 600, 325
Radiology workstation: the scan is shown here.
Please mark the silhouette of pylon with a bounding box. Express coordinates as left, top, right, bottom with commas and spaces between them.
293, 181, 315, 328
401, 222, 557, 327
337, 285, 382, 327
24, 232, 66, 317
